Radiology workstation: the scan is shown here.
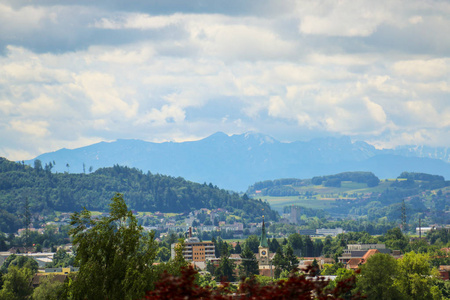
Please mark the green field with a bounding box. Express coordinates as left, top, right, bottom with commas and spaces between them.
260, 196, 336, 212
257, 179, 401, 213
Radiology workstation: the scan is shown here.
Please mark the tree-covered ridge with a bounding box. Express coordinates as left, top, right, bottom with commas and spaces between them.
247, 172, 380, 196
311, 171, 380, 187
0, 158, 277, 231
246, 170, 449, 230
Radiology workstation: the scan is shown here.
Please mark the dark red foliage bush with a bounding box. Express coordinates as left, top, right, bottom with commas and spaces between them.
143, 266, 362, 300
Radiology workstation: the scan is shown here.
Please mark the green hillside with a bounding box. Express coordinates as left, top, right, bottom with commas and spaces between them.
248, 172, 450, 227
0, 158, 277, 233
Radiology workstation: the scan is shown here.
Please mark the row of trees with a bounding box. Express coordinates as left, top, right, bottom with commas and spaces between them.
311, 171, 380, 187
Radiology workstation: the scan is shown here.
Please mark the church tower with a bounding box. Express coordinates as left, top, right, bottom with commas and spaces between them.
258, 216, 270, 267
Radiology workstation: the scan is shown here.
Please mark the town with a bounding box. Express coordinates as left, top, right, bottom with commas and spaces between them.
1, 195, 450, 299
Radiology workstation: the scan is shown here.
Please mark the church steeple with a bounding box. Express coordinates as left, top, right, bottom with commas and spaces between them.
260, 216, 269, 248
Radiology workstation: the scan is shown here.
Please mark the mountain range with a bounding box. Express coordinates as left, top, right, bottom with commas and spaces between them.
25, 132, 450, 191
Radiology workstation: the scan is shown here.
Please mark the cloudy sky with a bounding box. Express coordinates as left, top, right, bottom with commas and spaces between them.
1, 0, 449, 160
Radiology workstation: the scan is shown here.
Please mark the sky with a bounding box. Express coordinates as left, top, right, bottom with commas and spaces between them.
0, 0, 449, 161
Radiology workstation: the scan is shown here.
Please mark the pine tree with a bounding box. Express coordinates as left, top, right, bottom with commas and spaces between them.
239, 245, 259, 278
215, 246, 235, 282
272, 247, 287, 279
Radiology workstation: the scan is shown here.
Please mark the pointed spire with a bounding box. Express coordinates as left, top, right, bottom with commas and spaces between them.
260, 216, 269, 248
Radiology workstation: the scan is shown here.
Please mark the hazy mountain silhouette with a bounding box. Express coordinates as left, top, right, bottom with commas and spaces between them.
26, 132, 450, 191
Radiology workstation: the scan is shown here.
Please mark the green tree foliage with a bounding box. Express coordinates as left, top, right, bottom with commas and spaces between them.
357, 252, 443, 300
395, 252, 442, 300
32, 275, 65, 300
272, 248, 287, 279
382, 227, 409, 252
247, 178, 305, 194
233, 242, 242, 254
0, 254, 38, 274
321, 262, 344, 275
284, 245, 299, 273
161, 238, 188, 276
6, 225, 72, 252
312, 172, 380, 187
215, 246, 235, 282
324, 178, 341, 187
0, 159, 277, 231
46, 248, 74, 268
239, 245, 259, 278
302, 235, 314, 257
157, 246, 171, 262
398, 172, 445, 183
0, 211, 21, 234
357, 253, 401, 300
427, 228, 450, 245
69, 193, 158, 300
244, 235, 260, 254
0, 265, 33, 300
287, 233, 303, 256
268, 238, 280, 253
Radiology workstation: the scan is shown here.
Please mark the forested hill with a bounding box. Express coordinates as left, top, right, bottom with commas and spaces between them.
245, 171, 449, 229
247, 172, 381, 195
0, 158, 277, 226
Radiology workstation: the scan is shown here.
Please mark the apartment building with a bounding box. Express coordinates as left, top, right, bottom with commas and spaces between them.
171, 237, 215, 262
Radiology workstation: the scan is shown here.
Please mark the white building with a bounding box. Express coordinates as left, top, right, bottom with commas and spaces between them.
316, 228, 344, 237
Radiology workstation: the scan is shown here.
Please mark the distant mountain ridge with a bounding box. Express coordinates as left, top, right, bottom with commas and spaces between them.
25, 132, 450, 191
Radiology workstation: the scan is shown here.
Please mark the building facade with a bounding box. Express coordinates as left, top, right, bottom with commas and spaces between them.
171, 237, 215, 262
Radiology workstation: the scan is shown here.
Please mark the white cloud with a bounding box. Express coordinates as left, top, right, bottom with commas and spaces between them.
0, 0, 450, 160
364, 97, 387, 125
75, 72, 138, 118
19, 95, 60, 116
10, 120, 50, 137
392, 58, 448, 80
96, 46, 155, 64
296, 0, 396, 37
408, 15, 423, 24
93, 13, 185, 30
136, 104, 186, 126
268, 96, 287, 117
188, 21, 295, 60
0, 3, 48, 32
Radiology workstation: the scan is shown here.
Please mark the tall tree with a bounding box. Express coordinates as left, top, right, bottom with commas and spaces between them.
269, 237, 280, 253
395, 252, 442, 300
383, 227, 408, 252
302, 235, 314, 257
357, 253, 401, 300
239, 245, 259, 278
245, 235, 260, 253
272, 247, 287, 279
0, 255, 38, 274
288, 233, 303, 256
215, 246, 235, 282
234, 241, 242, 254
32, 275, 65, 300
284, 244, 299, 273
69, 193, 158, 300
0, 265, 33, 300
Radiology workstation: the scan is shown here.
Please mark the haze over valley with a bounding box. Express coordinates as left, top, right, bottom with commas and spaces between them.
25, 132, 450, 192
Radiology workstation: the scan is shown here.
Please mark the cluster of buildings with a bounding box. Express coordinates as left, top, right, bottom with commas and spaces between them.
171, 224, 450, 282
171, 218, 275, 276
170, 218, 344, 278
338, 243, 401, 270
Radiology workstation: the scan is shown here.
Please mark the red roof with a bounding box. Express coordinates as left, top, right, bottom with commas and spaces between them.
347, 249, 379, 270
